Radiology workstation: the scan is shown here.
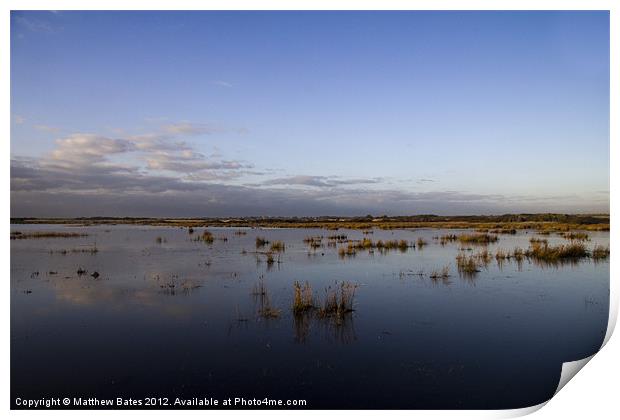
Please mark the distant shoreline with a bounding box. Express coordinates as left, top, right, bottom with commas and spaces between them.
9, 214, 610, 232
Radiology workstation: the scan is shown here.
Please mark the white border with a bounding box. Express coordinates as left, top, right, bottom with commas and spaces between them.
3, 1, 617, 419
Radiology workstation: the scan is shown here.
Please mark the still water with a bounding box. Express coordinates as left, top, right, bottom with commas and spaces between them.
11, 225, 609, 409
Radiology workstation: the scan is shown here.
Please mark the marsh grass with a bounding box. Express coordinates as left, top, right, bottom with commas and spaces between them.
456, 253, 481, 276
252, 282, 280, 319
270, 240, 286, 252
429, 265, 450, 281
265, 252, 277, 267
439, 234, 458, 246
338, 244, 357, 258
193, 230, 214, 244
258, 296, 281, 318
11, 231, 88, 240
50, 245, 99, 255
337, 238, 412, 256
525, 242, 588, 262
293, 281, 314, 315
457, 233, 498, 244
318, 281, 358, 320
592, 245, 610, 260
377, 239, 411, 251
529, 237, 548, 245
494, 248, 509, 268
473, 249, 492, 266
416, 238, 428, 249
255, 236, 269, 248
303, 236, 323, 249
562, 232, 590, 241
489, 228, 517, 235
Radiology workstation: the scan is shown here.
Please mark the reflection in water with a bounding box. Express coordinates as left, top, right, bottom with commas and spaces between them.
293, 313, 311, 344
320, 315, 357, 345
293, 312, 357, 345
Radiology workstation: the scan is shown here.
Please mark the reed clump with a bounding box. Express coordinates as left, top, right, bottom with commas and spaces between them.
474, 249, 492, 265
490, 228, 517, 234
377, 239, 411, 251
439, 234, 458, 245
456, 252, 481, 274
270, 240, 286, 252
259, 300, 281, 318
255, 236, 269, 248
495, 248, 508, 260
303, 236, 323, 249
416, 238, 428, 249
562, 232, 590, 241
457, 233, 498, 244
293, 281, 314, 315
525, 242, 588, 262
338, 244, 357, 257
318, 281, 358, 319
429, 265, 450, 280
591, 245, 610, 260
529, 237, 548, 245
512, 247, 525, 265
200, 231, 214, 244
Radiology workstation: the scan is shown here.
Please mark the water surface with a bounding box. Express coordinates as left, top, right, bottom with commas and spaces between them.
11, 225, 609, 409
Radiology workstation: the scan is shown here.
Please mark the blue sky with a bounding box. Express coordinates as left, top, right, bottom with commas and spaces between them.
10, 11, 609, 217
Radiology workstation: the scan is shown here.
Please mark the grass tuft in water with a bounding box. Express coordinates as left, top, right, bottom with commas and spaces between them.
255, 236, 269, 248
458, 233, 498, 244
293, 281, 315, 315
318, 281, 358, 319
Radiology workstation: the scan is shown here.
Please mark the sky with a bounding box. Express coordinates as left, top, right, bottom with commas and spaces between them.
10, 11, 609, 217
